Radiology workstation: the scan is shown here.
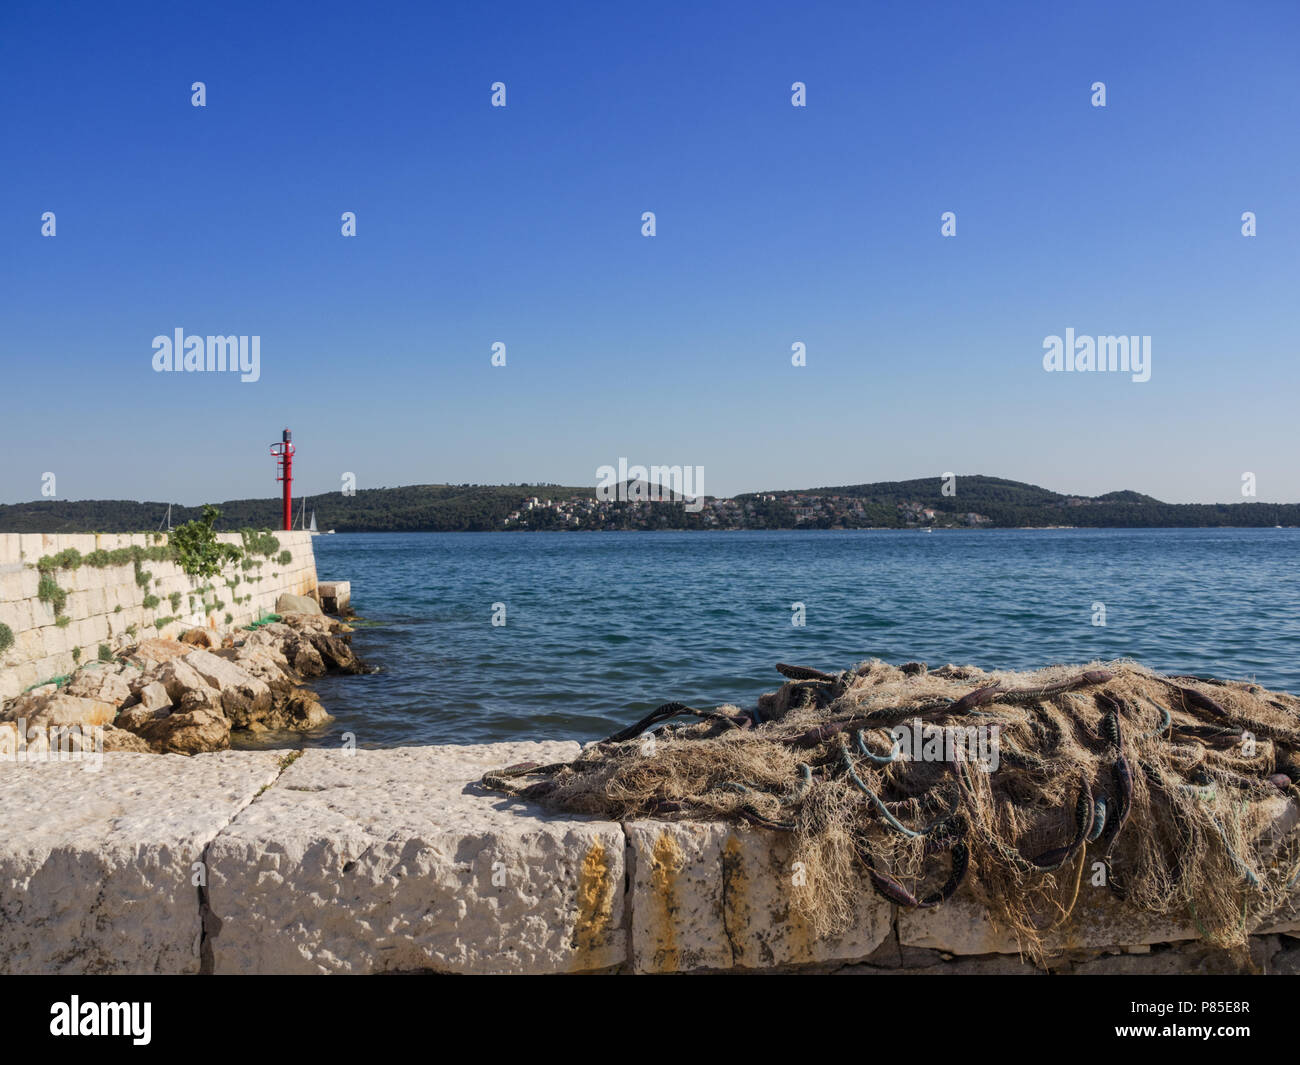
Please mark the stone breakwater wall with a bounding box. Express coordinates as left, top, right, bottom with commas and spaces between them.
0, 532, 317, 701
0, 741, 1296, 975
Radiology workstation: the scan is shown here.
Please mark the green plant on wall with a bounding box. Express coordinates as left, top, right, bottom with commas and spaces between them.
142, 594, 160, 610
168, 591, 182, 611
37, 573, 68, 615
43, 545, 172, 575
98, 643, 113, 662
171, 505, 242, 578
71, 646, 81, 663
37, 548, 82, 573
0, 623, 13, 655
240, 529, 280, 558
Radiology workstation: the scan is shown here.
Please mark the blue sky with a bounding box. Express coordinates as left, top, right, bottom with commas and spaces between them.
2, 0, 1297, 505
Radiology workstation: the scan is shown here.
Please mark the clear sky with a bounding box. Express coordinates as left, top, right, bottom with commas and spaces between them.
2, 0, 1297, 505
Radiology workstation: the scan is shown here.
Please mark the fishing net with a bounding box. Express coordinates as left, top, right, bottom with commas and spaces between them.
483, 659, 1300, 961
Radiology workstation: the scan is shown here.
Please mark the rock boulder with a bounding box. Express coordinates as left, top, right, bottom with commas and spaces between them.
137, 708, 231, 755
276, 593, 322, 616
123, 639, 195, 669
65, 669, 132, 708
181, 650, 272, 728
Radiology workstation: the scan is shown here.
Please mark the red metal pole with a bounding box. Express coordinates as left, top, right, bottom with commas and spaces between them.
281, 429, 293, 532
271, 429, 294, 532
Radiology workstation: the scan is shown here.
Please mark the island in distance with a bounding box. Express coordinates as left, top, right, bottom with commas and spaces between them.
1, 475, 1295, 534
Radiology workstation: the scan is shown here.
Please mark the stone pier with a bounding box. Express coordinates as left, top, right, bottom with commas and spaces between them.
0, 743, 1296, 975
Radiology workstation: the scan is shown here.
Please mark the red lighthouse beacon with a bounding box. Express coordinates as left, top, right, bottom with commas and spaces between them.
270, 428, 294, 531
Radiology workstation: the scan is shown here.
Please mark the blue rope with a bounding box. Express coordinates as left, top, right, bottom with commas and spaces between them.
1143, 698, 1172, 738
839, 742, 921, 838
792, 763, 813, 799
855, 729, 898, 765
1087, 797, 1108, 842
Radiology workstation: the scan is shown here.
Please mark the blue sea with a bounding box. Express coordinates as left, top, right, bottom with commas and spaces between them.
300, 529, 1300, 748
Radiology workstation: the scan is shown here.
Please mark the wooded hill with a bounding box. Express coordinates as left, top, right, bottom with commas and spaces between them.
0, 476, 1294, 532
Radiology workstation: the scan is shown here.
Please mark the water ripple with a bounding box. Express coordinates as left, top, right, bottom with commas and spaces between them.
306, 529, 1300, 747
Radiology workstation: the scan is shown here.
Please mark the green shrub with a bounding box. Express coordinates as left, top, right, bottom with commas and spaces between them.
71, 646, 81, 663
98, 643, 113, 662
224, 613, 233, 624
168, 591, 182, 611
56, 615, 71, 628
142, 594, 160, 610
172, 505, 242, 577
154, 616, 175, 631
0, 623, 13, 655
277, 550, 293, 566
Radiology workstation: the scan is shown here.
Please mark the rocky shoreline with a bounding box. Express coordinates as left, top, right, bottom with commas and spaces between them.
0, 595, 365, 755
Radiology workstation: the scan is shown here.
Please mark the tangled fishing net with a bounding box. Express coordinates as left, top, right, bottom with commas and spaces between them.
484, 660, 1300, 960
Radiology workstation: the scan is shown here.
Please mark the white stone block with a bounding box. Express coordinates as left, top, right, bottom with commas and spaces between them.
207, 742, 627, 974
0, 751, 284, 973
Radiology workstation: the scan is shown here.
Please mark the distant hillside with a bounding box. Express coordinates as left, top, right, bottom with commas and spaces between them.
0, 484, 593, 534
735, 475, 1298, 529
0, 476, 1295, 532
800, 475, 1063, 508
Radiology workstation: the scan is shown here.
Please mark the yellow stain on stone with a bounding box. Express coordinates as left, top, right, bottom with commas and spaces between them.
783, 896, 817, 963
775, 841, 818, 964
721, 835, 750, 967
646, 831, 686, 972
571, 840, 616, 968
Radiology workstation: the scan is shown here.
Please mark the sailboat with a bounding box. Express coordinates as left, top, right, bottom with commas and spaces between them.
295, 498, 321, 535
